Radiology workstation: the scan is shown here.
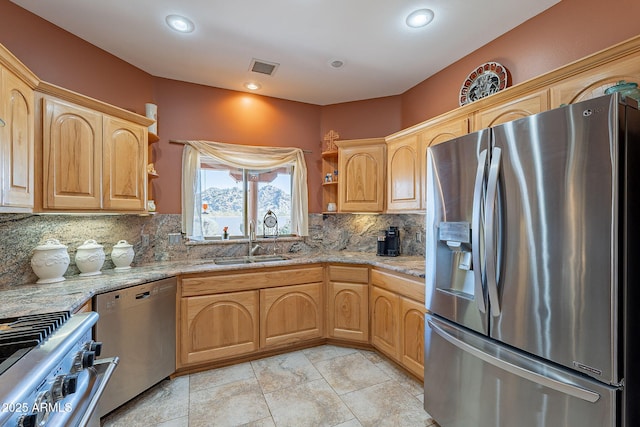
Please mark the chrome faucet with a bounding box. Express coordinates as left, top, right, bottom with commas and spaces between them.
248, 220, 260, 256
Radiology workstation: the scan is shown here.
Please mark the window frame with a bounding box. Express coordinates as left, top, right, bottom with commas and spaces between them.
199, 159, 294, 240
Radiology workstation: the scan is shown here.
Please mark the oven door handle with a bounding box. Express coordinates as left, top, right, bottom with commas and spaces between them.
77, 356, 119, 427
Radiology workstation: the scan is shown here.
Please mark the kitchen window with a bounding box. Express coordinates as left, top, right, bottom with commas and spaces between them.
199, 161, 293, 238
181, 140, 309, 240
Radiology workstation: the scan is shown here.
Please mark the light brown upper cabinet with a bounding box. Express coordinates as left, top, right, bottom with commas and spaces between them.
386, 134, 420, 212
0, 65, 35, 212
103, 116, 147, 211
42, 98, 102, 210
474, 89, 549, 131
550, 53, 640, 107
336, 138, 386, 212
41, 96, 147, 212
385, 115, 469, 213
420, 116, 471, 211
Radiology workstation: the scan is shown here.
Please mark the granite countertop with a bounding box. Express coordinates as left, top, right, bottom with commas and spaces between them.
0, 252, 425, 318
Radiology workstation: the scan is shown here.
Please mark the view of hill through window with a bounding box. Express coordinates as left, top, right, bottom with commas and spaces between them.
199, 167, 292, 237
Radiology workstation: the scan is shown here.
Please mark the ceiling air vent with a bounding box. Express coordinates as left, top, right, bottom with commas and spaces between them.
249, 58, 279, 76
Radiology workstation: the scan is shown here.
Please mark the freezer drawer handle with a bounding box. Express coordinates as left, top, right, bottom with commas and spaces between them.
428, 318, 601, 403
472, 149, 488, 314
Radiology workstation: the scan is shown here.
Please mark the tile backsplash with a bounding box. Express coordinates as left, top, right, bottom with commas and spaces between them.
0, 212, 425, 288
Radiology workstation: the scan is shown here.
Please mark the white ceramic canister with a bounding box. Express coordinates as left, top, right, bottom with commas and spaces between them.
75, 239, 105, 276
31, 239, 70, 284
111, 240, 135, 270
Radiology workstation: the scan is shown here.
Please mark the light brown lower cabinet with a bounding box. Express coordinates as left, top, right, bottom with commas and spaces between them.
180, 290, 259, 365
370, 286, 401, 360
327, 264, 369, 342
400, 296, 426, 378
328, 282, 369, 342
260, 282, 324, 348
177, 264, 425, 380
371, 269, 426, 380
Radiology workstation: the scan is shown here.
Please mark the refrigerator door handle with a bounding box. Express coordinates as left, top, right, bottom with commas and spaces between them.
472, 149, 488, 313
427, 317, 601, 403
485, 146, 502, 317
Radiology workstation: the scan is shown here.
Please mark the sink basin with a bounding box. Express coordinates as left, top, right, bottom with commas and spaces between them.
214, 255, 288, 265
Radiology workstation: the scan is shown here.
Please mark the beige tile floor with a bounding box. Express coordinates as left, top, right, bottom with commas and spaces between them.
101, 345, 438, 427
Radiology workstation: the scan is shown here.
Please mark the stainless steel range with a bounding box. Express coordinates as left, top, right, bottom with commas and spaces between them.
0, 311, 118, 427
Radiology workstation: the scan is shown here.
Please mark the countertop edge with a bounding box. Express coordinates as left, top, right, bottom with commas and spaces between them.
1, 252, 425, 317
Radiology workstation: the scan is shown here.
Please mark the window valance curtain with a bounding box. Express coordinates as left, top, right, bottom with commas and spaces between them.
181, 140, 309, 240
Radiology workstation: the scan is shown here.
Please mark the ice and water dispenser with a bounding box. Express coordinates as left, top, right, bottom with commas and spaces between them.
434, 221, 476, 298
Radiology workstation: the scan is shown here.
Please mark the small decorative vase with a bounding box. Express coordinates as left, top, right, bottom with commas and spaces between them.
75, 239, 105, 276
605, 81, 640, 101
111, 240, 135, 270
31, 239, 70, 284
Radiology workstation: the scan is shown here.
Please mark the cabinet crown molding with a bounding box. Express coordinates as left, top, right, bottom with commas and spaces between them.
0, 43, 39, 88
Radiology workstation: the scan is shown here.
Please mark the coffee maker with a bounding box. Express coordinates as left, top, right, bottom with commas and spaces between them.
377, 226, 401, 257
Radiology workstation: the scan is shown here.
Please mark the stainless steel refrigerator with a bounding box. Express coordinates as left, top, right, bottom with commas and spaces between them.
424, 93, 640, 427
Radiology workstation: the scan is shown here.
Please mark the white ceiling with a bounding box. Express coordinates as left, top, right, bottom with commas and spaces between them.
11, 0, 559, 105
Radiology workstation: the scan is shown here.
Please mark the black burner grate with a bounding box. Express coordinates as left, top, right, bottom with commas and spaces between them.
0, 311, 70, 374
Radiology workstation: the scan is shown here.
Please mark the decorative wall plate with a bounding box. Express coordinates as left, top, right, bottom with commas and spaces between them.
459, 62, 509, 106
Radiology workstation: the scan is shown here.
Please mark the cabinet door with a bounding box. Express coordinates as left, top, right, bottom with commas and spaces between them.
339, 144, 385, 212
400, 297, 425, 380
43, 98, 102, 209
370, 286, 400, 361
1, 68, 34, 209
420, 116, 470, 209
386, 134, 420, 212
260, 282, 323, 348
328, 282, 368, 342
550, 54, 640, 107
180, 290, 259, 366
103, 116, 147, 211
475, 90, 549, 130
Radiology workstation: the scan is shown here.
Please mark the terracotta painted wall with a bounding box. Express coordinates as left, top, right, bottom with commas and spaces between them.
2, 0, 639, 215
0, 0, 324, 214
0, 0, 154, 114
401, 0, 640, 127
151, 78, 322, 214
320, 95, 402, 142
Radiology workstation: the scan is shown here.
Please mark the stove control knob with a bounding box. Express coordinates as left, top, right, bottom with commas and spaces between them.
52, 374, 78, 400
18, 414, 37, 427
88, 340, 103, 357
72, 350, 95, 371
82, 350, 95, 368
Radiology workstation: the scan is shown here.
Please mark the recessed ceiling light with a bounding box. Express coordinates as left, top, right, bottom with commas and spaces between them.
406, 9, 434, 28
166, 14, 195, 33
244, 82, 262, 91
329, 59, 345, 69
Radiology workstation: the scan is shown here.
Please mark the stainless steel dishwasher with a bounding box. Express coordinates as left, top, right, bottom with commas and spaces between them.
94, 277, 177, 417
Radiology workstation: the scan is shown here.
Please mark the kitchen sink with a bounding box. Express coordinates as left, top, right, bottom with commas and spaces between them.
214, 255, 288, 265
